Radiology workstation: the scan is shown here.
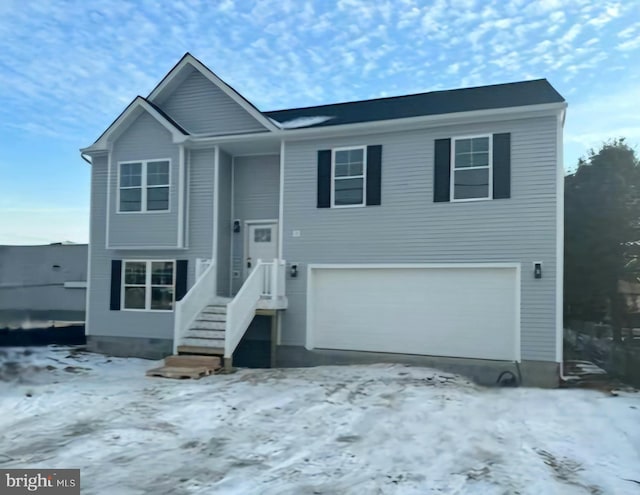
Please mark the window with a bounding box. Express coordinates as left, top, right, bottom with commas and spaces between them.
254, 228, 271, 242
332, 147, 366, 207
451, 136, 492, 201
118, 160, 170, 212
123, 260, 175, 311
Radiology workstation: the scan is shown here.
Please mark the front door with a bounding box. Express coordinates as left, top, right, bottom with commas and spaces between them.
245, 222, 278, 279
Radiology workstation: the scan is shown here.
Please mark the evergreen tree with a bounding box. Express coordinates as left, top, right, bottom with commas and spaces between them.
564, 139, 640, 340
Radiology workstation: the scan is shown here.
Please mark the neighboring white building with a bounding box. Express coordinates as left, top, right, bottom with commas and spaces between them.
0, 243, 88, 327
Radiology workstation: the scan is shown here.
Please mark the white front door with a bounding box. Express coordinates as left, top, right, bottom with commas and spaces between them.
245, 222, 278, 279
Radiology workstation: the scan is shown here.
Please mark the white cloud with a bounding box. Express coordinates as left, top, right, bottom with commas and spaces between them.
587, 3, 621, 28
618, 37, 640, 51
565, 86, 640, 150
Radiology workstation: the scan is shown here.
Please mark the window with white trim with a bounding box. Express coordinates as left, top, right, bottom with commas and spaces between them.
332, 147, 366, 206
119, 160, 170, 212
123, 260, 175, 310
452, 136, 492, 201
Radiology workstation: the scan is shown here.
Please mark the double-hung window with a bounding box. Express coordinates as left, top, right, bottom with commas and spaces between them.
332, 147, 366, 207
122, 260, 175, 311
451, 136, 492, 201
119, 160, 170, 212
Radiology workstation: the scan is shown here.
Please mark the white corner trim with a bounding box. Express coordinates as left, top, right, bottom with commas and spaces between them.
556, 112, 565, 363
305, 263, 315, 351
514, 262, 522, 363
177, 145, 185, 248
105, 148, 112, 249
64, 281, 88, 289
184, 148, 191, 248
213, 146, 220, 262
147, 54, 279, 132
229, 154, 236, 296
278, 140, 285, 259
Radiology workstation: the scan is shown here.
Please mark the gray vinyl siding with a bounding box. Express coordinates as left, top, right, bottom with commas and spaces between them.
109, 112, 180, 248
231, 154, 280, 294
281, 115, 560, 362
87, 146, 215, 342
217, 151, 232, 297
157, 66, 268, 136
187, 148, 216, 268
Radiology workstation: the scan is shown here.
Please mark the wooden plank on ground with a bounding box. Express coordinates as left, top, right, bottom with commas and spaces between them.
146, 366, 210, 380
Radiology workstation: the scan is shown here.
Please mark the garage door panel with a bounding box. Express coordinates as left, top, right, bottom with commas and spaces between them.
310, 267, 518, 361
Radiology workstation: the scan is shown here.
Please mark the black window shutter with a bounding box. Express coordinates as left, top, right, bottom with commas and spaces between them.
493, 133, 511, 199
110, 260, 122, 311
434, 138, 451, 202
176, 260, 188, 301
366, 145, 382, 206
317, 150, 331, 208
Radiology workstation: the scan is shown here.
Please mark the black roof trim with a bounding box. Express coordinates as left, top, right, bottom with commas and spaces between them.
144, 98, 189, 135
265, 79, 565, 128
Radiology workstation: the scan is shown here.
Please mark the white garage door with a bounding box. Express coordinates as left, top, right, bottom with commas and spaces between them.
308, 265, 519, 361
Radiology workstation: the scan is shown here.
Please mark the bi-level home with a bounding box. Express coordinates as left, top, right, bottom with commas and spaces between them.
80, 53, 566, 387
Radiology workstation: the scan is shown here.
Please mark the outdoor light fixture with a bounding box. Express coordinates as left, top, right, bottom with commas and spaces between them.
534, 262, 542, 279
290, 263, 298, 278
233, 220, 241, 233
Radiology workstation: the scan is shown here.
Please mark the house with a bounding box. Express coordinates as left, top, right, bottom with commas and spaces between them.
80, 53, 566, 387
0, 243, 87, 328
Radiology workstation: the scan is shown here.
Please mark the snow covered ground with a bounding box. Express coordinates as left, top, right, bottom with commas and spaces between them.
0, 347, 639, 495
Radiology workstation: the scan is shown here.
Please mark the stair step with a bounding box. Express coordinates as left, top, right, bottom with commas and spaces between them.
182, 336, 225, 348
197, 313, 226, 322
191, 320, 225, 331
186, 329, 225, 340
164, 354, 221, 369
202, 305, 227, 314
177, 345, 225, 356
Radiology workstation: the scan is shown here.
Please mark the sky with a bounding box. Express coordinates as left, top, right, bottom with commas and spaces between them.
0, 0, 639, 245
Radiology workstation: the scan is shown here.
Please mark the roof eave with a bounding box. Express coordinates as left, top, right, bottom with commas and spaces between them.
189, 101, 568, 145
80, 97, 189, 155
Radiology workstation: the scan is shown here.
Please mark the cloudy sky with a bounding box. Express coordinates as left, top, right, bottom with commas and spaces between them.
0, 0, 639, 244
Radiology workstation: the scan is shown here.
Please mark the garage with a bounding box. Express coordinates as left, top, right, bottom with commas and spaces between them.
307, 264, 520, 362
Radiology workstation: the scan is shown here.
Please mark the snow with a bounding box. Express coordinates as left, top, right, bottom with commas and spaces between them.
1, 346, 639, 494
270, 115, 334, 129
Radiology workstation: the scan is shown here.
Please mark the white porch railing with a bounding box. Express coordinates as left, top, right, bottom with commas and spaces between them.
225, 258, 286, 359
173, 261, 217, 353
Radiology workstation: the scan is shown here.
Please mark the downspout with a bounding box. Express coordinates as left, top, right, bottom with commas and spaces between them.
81, 153, 92, 165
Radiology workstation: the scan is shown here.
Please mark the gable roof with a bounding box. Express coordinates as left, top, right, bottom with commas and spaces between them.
147, 53, 279, 132
82, 53, 566, 155
81, 96, 188, 152
265, 79, 565, 129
